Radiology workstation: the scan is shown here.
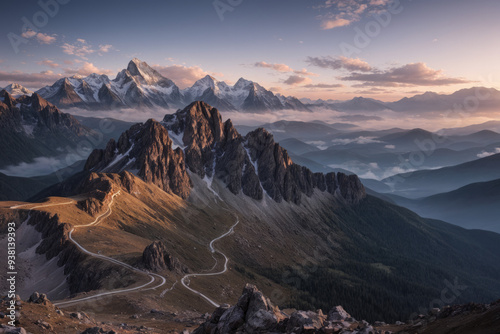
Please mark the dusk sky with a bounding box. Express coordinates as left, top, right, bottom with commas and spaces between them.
1, 0, 499, 101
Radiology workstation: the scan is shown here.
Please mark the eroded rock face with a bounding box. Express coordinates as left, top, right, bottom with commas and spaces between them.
85, 119, 191, 199
141, 241, 187, 273
163, 101, 366, 205
163, 101, 225, 178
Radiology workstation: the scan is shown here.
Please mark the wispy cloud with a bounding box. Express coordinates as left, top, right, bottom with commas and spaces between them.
339, 114, 383, 122
21, 30, 57, 44
37, 60, 60, 68
340, 62, 472, 86
317, 0, 394, 30
283, 75, 313, 86
307, 56, 372, 72
61, 39, 114, 59
331, 136, 381, 145
477, 148, 500, 158
61, 39, 95, 59
254, 61, 318, 76
0, 70, 63, 87
98, 44, 113, 53
303, 83, 344, 89
152, 64, 222, 88
63, 62, 114, 76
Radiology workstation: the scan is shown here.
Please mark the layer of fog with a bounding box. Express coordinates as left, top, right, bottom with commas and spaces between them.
64, 106, 500, 132
0, 153, 86, 178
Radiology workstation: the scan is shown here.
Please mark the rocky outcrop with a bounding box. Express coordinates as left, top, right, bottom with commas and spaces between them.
85, 119, 192, 199
27, 292, 52, 306
193, 284, 287, 334
193, 284, 385, 334
141, 241, 187, 273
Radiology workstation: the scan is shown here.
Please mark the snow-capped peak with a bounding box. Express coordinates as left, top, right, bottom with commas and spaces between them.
3, 83, 34, 98
234, 77, 254, 89
126, 58, 166, 85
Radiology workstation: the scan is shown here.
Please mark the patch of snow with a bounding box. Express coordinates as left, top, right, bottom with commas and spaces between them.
105, 144, 134, 170
202, 174, 222, 201
22, 124, 35, 136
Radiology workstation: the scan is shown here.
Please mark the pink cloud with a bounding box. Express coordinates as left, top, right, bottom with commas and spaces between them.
98, 44, 113, 53
152, 64, 219, 88
36, 33, 56, 44
254, 61, 318, 77
20, 30, 56, 44
63, 62, 114, 76
37, 60, 60, 68
0, 70, 63, 88
61, 40, 94, 59
321, 18, 352, 29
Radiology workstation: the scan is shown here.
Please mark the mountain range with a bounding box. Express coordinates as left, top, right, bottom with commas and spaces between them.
3, 101, 500, 330
303, 87, 500, 113
33, 58, 310, 112
387, 178, 500, 233
6, 59, 500, 115
0, 90, 96, 169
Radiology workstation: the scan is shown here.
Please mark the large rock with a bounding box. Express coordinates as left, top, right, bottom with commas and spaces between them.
27, 292, 52, 306
142, 241, 187, 273
0, 325, 27, 334
193, 284, 286, 334
286, 310, 326, 333
328, 305, 352, 321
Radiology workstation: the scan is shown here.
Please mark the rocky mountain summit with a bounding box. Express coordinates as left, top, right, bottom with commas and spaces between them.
35, 58, 310, 112
85, 101, 366, 205
0, 90, 96, 168
84, 118, 192, 198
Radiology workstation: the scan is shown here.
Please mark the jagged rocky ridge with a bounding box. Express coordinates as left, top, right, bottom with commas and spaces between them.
84, 118, 191, 199
0, 90, 96, 168
35, 58, 310, 112
85, 101, 366, 205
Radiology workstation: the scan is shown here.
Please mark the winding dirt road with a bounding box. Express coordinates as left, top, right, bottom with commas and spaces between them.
11, 193, 166, 307
180, 218, 239, 308
53, 191, 169, 307
11, 190, 239, 308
